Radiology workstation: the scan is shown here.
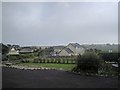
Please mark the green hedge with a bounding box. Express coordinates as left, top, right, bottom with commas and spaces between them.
8, 54, 35, 60
100, 53, 119, 62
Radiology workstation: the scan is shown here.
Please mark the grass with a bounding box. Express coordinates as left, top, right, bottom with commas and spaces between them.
16, 62, 76, 71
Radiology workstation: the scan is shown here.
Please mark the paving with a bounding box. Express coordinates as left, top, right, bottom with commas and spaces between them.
2, 67, 118, 88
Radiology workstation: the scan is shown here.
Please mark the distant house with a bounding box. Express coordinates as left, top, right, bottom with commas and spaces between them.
19, 47, 34, 54
40, 46, 50, 50
52, 46, 64, 56
66, 43, 85, 56
58, 48, 74, 56
108, 49, 113, 53
8, 47, 19, 55
58, 43, 85, 56
38, 47, 54, 58
7, 44, 20, 50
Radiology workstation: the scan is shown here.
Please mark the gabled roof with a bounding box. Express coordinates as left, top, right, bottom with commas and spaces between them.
58, 47, 74, 54
69, 43, 81, 48
20, 47, 32, 49
69, 43, 84, 48
10, 47, 18, 51
19, 47, 33, 53
64, 48, 74, 54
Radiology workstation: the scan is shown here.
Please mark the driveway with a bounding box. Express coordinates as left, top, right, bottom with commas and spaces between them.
2, 67, 118, 88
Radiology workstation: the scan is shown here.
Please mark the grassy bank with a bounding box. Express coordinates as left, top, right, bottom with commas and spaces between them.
16, 63, 76, 71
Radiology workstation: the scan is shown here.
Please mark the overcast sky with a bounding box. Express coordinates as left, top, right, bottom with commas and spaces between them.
2, 2, 118, 46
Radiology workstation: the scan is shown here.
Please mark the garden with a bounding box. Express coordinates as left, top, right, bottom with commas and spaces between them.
3, 51, 119, 77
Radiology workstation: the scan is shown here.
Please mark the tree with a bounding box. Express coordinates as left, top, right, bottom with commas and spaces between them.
1, 44, 9, 61
75, 52, 101, 73
38, 50, 44, 58
38, 47, 54, 58
1, 43, 9, 55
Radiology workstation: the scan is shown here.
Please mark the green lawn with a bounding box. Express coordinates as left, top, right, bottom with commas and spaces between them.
16, 63, 76, 71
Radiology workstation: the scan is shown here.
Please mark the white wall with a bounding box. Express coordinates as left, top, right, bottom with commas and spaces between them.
59, 49, 70, 56
67, 44, 85, 55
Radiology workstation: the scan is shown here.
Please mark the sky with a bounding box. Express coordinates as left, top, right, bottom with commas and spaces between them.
0, 2, 2, 43
2, 2, 118, 46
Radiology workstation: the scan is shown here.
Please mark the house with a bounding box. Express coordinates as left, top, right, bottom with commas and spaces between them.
58, 48, 74, 56
52, 46, 64, 56
19, 47, 34, 54
6, 44, 20, 55
7, 44, 20, 50
8, 47, 19, 55
108, 49, 113, 53
38, 47, 54, 58
58, 43, 85, 56
66, 43, 85, 56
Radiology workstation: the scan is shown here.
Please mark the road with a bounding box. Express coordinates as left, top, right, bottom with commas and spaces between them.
2, 67, 118, 88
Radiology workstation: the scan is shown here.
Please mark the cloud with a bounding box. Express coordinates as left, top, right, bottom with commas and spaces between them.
0, 2, 2, 43
2, 2, 118, 46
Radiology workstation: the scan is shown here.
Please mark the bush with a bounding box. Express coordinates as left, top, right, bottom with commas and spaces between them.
62, 59, 65, 64
2, 55, 8, 61
66, 59, 69, 64
99, 62, 117, 75
118, 58, 120, 74
33, 58, 38, 63
56, 58, 60, 63
7, 54, 35, 61
50, 58, 53, 63
76, 52, 101, 73
46, 59, 50, 63
43, 59, 46, 63
100, 53, 119, 62
7, 55, 18, 60
21, 59, 29, 63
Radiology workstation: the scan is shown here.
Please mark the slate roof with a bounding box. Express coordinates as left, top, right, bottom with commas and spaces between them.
64, 48, 74, 54
69, 43, 84, 48
19, 47, 33, 53
69, 43, 80, 48
58, 47, 74, 54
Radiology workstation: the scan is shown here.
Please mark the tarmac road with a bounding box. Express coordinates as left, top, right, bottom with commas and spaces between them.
2, 67, 118, 88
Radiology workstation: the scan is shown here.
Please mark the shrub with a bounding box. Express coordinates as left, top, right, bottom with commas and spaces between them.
62, 58, 65, 63
60, 58, 64, 64
118, 58, 120, 74
66, 59, 69, 64
51, 58, 54, 63
7, 55, 18, 60
43, 59, 46, 63
39, 58, 42, 63
100, 53, 119, 62
56, 58, 60, 63
76, 52, 101, 73
2, 55, 8, 61
54, 59, 57, 63
46, 59, 50, 63
21, 59, 29, 63
69, 58, 74, 64
33, 58, 39, 63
